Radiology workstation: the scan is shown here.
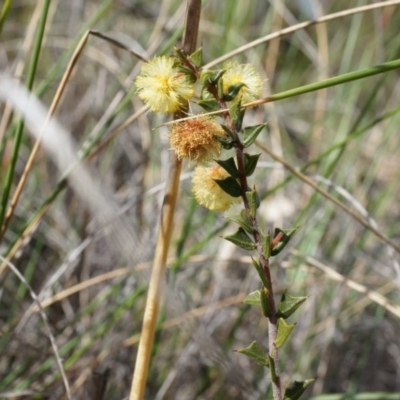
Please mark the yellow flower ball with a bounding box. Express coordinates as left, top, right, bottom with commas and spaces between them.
192, 164, 241, 211
223, 62, 263, 104
135, 56, 194, 113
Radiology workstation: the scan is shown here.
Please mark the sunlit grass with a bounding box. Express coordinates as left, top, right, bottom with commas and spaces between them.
1, 1, 400, 398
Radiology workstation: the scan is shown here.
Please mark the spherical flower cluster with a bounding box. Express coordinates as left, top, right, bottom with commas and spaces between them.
192, 165, 241, 211
169, 116, 227, 163
135, 56, 194, 113
223, 61, 263, 104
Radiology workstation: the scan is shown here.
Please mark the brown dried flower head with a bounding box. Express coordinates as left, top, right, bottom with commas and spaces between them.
169, 116, 226, 163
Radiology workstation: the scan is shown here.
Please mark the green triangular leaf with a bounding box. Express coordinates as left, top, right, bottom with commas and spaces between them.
223, 82, 246, 102
236, 341, 269, 367
245, 188, 260, 217
199, 69, 215, 85
174, 46, 186, 61
214, 176, 242, 197
215, 157, 239, 179
251, 257, 269, 287
210, 69, 226, 85
175, 65, 192, 75
217, 76, 224, 98
277, 290, 308, 319
260, 287, 269, 318
189, 47, 203, 68
197, 99, 220, 112
283, 379, 315, 400
226, 209, 253, 234
223, 228, 255, 251
270, 227, 298, 256
242, 123, 267, 147
260, 232, 271, 259
243, 290, 261, 306
269, 355, 277, 379
220, 124, 237, 140
176, 65, 197, 82
229, 100, 245, 131
275, 318, 296, 348
244, 153, 261, 176
214, 134, 234, 150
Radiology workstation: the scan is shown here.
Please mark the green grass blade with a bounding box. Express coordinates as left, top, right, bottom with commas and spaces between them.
0, 0, 12, 35
262, 58, 400, 104
0, 0, 50, 233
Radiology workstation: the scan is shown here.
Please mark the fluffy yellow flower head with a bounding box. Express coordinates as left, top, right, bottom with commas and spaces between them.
223, 62, 263, 104
135, 56, 194, 113
169, 116, 226, 163
192, 164, 241, 211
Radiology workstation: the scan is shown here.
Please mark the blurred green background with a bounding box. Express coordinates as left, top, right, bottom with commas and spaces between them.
1, 1, 400, 399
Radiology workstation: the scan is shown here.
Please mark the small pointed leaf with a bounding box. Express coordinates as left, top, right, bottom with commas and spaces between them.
223, 228, 255, 251
189, 47, 203, 68
174, 46, 186, 61
277, 290, 308, 319
200, 69, 225, 86
229, 100, 245, 131
244, 153, 261, 176
271, 227, 298, 256
283, 379, 315, 400
175, 65, 192, 74
176, 65, 197, 82
197, 99, 219, 112
260, 287, 269, 318
214, 176, 242, 197
275, 318, 296, 348
269, 356, 277, 379
251, 257, 269, 287
220, 124, 237, 140
226, 209, 253, 233
260, 232, 271, 259
251, 257, 268, 287
210, 69, 226, 85
217, 77, 224, 98
245, 188, 260, 217
214, 134, 234, 150
215, 157, 239, 178
236, 341, 269, 367
220, 142, 234, 150
239, 209, 254, 233
223, 82, 246, 102
199, 69, 215, 85
243, 290, 261, 306
243, 123, 267, 147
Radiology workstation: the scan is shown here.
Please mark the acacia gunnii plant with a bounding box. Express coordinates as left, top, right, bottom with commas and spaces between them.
135, 48, 314, 400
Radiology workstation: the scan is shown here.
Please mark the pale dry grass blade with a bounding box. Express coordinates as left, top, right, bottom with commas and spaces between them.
0, 255, 71, 400
129, 1, 202, 398
2, 30, 91, 239
313, 174, 400, 280
204, 0, 400, 68
256, 140, 400, 255
0, 77, 137, 264
291, 249, 400, 319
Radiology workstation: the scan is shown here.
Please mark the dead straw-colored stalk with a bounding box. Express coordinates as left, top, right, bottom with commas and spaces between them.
129, 1, 202, 399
